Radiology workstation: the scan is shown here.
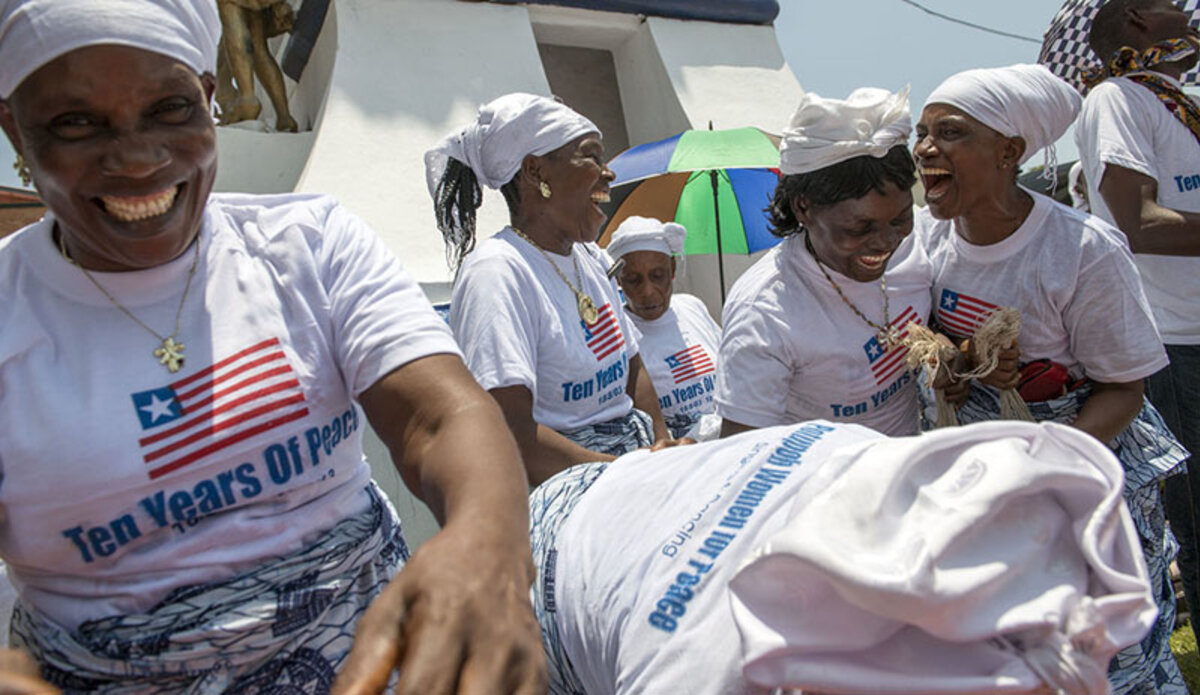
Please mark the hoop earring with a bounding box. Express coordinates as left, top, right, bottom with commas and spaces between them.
13, 154, 31, 187
539, 181, 552, 199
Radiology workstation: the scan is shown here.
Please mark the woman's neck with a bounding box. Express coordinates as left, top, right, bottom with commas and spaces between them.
955, 185, 1034, 246
511, 212, 573, 255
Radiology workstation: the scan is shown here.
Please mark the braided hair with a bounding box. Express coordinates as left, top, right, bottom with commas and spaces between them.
434, 157, 484, 271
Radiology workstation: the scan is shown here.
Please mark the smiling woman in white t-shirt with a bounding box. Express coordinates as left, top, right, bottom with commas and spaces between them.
426, 94, 680, 486
914, 63, 1186, 694
717, 86, 936, 439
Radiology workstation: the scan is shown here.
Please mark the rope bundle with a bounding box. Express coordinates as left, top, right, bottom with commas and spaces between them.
903, 306, 1033, 427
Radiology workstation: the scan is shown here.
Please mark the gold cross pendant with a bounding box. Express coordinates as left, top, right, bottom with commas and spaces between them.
878, 325, 902, 352
155, 337, 186, 373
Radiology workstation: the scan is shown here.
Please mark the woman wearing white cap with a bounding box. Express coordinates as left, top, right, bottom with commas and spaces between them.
914, 63, 1186, 694
606, 216, 721, 440
717, 86, 937, 438
527, 418, 1161, 694
427, 95, 678, 487
0, 0, 543, 691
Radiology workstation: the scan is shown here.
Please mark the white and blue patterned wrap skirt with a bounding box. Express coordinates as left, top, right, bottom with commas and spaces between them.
528, 461, 610, 695
558, 408, 653, 456
11, 483, 406, 694
958, 383, 1188, 695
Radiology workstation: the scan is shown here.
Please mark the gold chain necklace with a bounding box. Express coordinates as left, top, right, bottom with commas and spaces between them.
58, 230, 201, 373
510, 227, 600, 324
806, 236, 900, 351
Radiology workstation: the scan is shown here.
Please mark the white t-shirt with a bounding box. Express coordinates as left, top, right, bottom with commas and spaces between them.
451, 229, 637, 431
0, 193, 461, 629
914, 192, 1167, 382
627, 294, 720, 433
553, 421, 880, 695
1077, 73, 1200, 344
716, 234, 933, 436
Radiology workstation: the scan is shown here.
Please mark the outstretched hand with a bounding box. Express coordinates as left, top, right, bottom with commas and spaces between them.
332, 523, 547, 695
649, 436, 696, 451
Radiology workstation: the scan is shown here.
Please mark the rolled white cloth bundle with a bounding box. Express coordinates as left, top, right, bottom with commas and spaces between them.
731, 420, 1155, 695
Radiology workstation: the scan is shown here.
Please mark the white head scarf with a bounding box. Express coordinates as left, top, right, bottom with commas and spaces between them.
731, 421, 1155, 695
925, 64, 1081, 166
0, 0, 221, 99
606, 216, 686, 261
779, 86, 912, 175
424, 93, 598, 199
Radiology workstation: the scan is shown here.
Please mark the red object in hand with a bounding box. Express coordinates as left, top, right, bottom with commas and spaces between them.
1017, 359, 1073, 403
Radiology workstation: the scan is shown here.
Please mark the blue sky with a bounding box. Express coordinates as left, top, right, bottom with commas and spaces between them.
774, 0, 1078, 162
0, 2, 1073, 188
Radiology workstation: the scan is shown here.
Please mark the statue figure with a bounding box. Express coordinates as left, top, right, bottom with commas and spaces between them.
216, 0, 300, 132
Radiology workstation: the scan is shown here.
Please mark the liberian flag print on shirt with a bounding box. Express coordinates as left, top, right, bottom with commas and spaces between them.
937, 289, 999, 341
666, 345, 715, 384
582, 303, 625, 361
130, 337, 309, 480
862, 306, 922, 386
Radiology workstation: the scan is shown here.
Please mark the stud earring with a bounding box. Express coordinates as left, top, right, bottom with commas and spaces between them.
13, 154, 31, 187
539, 181, 552, 199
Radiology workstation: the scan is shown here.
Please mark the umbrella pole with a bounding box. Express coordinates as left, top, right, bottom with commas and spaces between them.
709, 169, 726, 305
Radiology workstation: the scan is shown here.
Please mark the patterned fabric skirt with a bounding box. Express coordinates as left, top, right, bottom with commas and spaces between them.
958, 383, 1188, 695
559, 408, 653, 456
528, 461, 611, 695
12, 483, 407, 694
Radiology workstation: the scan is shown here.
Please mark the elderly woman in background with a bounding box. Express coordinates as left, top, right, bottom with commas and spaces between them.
606, 216, 721, 440
427, 94, 678, 486
913, 63, 1186, 694
0, 1, 543, 692
717, 86, 934, 438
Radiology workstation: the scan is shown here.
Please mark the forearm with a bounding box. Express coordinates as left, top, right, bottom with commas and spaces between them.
1127, 204, 1200, 256
522, 423, 615, 486
1072, 380, 1143, 445
627, 355, 671, 441
1099, 164, 1200, 255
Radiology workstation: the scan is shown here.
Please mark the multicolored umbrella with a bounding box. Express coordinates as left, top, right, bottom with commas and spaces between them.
1039, 0, 1200, 93
599, 127, 782, 302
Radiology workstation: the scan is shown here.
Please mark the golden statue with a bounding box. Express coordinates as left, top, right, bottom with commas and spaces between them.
216, 0, 300, 132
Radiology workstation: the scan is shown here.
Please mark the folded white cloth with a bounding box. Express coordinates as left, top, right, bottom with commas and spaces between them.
730, 420, 1155, 695
606, 216, 686, 262
0, 0, 221, 98
424, 92, 597, 198
779, 86, 911, 175
925, 64, 1081, 165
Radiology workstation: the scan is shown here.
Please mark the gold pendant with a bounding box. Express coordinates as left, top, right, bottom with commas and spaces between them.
578, 293, 599, 324
878, 325, 901, 352
155, 337, 186, 373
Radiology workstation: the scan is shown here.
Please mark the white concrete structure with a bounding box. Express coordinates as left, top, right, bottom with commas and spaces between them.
213, 0, 803, 546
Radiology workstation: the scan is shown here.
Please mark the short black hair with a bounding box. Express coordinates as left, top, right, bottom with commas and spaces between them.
1090, 0, 1164, 63
767, 144, 916, 238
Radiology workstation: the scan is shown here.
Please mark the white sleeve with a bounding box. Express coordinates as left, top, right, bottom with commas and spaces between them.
1085, 84, 1159, 181
317, 203, 462, 396
1064, 236, 1168, 382
715, 299, 794, 428
450, 254, 542, 393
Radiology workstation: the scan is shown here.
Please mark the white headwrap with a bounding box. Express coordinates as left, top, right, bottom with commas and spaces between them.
606, 216, 686, 261
925, 64, 1081, 166
424, 93, 598, 199
0, 0, 221, 99
731, 421, 1155, 695
779, 86, 912, 175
